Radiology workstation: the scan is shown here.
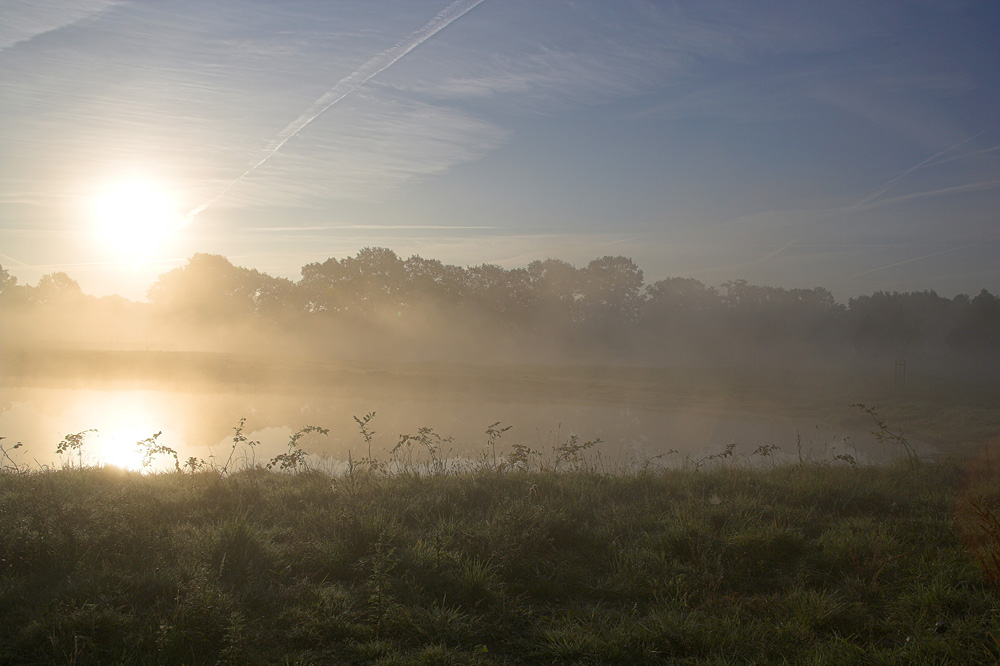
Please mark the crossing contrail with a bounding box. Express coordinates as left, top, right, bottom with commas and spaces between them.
848, 233, 1000, 280
183, 0, 487, 222
848, 126, 997, 210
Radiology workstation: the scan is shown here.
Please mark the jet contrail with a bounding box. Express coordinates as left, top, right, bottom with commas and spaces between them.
183, 0, 487, 222
849, 126, 997, 210
849, 233, 1000, 280
757, 238, 797, 262
685, 238, 799, 277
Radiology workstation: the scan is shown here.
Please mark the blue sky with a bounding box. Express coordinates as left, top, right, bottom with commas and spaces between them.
1, 0, 998, 301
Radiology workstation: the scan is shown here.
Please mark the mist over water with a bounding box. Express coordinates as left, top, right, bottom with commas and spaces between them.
2, 249, 997, 473
1, 364, 922, 473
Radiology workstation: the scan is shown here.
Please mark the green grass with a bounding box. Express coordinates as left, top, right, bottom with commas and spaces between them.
3, 460, 999, 665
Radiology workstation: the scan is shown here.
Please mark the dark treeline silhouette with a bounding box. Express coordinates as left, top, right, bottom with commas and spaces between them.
2, 249, 999, 372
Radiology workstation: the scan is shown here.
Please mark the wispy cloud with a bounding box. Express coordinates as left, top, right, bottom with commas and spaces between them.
249, 225, 497, 232
0, 1, 506, 212
629, 70, 818, 122
187, 0, 488, 219
222, 98, 508, 207
396, 0, 904, 112
0, 0, 120, 53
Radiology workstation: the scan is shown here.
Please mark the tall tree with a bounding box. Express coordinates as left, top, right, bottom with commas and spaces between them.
580, 256, 644, 328
148, 254, 258, 322
0, 265, 29, 307
32, 272, 85, 305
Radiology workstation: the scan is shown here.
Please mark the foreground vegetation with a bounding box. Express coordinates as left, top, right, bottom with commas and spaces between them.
3, 456, 999, 665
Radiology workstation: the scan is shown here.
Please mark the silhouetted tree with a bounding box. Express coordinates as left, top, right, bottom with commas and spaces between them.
644, 277, 718, 317
300, 247, 408, 316
342, 247, 407, 313
31, 272, 85, 306
719, 279, 781, 358
148, 254, 260, 322
0, 265, 29, 307
0, 265, 15, 292
466, 264, 535, 320
402, 255, 467, 305
299, 258, 344, 314
245, 270, 299, 321
9, 247, 1000, 368
527, 258, 581, 324
580, 256, 643, 330
846, 290, 954, 354
639, 277, 721, 355
949, 289, 1000, 352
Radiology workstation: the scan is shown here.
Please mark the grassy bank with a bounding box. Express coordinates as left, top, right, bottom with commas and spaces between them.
2, 460, 999, 665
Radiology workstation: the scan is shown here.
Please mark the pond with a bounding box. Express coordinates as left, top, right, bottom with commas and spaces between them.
1, 370, 894, 473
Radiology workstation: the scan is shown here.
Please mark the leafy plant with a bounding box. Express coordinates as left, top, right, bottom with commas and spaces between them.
853, 403, 918, 468
393, 427, 453, 475
752, 443, 778, 457
353, 412, 378, 472
694, 441, 737, 470
552, 433, 600, 472
504, 442, 540, 472
833, 453, 858, 467
221, 417, 259, 475
184, 456, 206, 473
267, 425, 329, 472
56, 428, 96, 467
0, 436, 26, 473
137, 431, 180, 471
483, 421, 512, 471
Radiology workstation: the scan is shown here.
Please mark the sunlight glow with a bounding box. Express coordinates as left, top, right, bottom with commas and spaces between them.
90, 394, 162, 471
91, 178, 179, 261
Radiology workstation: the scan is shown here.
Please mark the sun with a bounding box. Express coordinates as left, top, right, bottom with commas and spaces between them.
91, 178, 180, 260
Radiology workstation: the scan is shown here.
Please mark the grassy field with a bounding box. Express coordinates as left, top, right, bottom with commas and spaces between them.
3, 458, 999, 665
3, 350, 1000, 663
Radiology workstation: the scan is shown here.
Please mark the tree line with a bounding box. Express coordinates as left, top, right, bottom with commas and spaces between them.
2, 248, 998, 368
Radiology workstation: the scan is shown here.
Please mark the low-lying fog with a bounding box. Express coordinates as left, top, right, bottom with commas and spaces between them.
5, 251, 997, 473
1, 360, 928, 473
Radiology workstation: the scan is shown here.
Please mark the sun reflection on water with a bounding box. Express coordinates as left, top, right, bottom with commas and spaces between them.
75, 392, 171, 472
93, 415, 154, 471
